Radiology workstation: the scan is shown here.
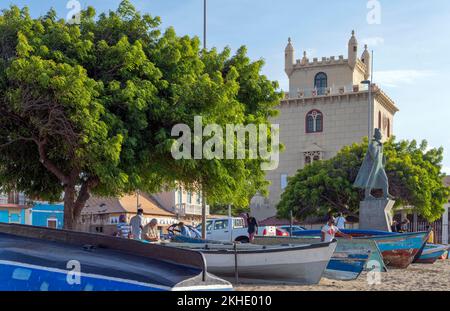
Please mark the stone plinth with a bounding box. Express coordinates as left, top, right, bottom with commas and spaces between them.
359, 199, 395, 232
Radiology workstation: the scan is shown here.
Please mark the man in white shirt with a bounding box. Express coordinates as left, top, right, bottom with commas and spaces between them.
130, 209, 145, 240
321, 216, 352, 242
335, 213, 347, 229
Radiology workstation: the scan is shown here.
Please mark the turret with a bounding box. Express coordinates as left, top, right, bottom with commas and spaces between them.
348, 30, 358, 68
285, 37, 295, 76
361, 44, 371, 79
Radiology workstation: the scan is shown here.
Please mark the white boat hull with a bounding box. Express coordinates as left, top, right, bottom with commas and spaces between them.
202, 241, 337, 285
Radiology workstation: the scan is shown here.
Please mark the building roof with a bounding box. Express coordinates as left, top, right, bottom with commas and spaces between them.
82, 192, 175, 217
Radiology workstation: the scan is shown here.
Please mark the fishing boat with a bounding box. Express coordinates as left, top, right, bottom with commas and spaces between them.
0, 223, 232, 291
323, 252, 369, 281
163, 240, 337, 285
414, 244, 450, 264
358, 232, 429, 268
253, 236, 384, 281
292, 229, 395, 237
292, 230, 429, 269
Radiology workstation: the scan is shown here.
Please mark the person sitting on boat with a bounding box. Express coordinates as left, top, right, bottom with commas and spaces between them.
178, 222, 192, 238
143, 218, 160, 243
335, 213, 347, 229
321, 216, 352, 242
130, 208, 145, 240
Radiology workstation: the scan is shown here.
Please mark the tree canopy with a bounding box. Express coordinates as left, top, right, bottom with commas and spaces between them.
277, 138, 450, 222
0, 1, 281, 228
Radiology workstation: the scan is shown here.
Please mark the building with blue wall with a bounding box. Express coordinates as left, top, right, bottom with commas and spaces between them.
31, 202, 64, 229
0, 191, 30, 225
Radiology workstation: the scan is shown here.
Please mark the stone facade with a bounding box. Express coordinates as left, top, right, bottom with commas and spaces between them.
251, 31, 399, 221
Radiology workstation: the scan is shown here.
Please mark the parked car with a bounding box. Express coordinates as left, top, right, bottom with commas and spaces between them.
278, 225, 307, 233
196, 217, 277, 243
264, 227, 290, 237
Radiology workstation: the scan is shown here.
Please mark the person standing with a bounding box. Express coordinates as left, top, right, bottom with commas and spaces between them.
321, 216, 352, 242
116, 214, 132, 239
130, 208, 145, 240
335, 213, 347, 230
246, 213, 258, 242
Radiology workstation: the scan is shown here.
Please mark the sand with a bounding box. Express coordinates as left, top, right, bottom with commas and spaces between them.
236, 260, 450, 291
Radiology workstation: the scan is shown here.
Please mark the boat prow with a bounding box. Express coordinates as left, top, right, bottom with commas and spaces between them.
0, 223, 232, 291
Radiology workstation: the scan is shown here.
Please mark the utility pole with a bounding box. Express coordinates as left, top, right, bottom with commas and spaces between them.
203, 0, 207, 50
362, 50, 374, 143
201, 0, 208, 240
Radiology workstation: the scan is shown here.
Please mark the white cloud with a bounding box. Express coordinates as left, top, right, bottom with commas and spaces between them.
361, 37, 385, 47
374, 70, 436, 88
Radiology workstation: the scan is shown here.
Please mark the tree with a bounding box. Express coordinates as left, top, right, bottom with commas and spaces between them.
0, 1, 281, 229
277, 137, 450, 222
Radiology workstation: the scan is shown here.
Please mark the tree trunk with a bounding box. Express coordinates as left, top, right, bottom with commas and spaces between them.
63, 180, 94, 230
63, 186, 77, 230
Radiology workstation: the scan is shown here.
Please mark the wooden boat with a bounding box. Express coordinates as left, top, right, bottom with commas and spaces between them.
292, 229, 394, 237
414, 244, 450, 264
359, 232, 429, 268
0, 223, 232, 291
163, 240, 337, 285
323, 252, 369, 281
253, 236, 385, 281
293, 230, 429, 269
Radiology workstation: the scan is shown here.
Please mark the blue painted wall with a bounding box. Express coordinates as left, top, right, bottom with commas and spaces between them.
0, 210, 8, 223
0, 208, 26, 224
31, 203, 64, 229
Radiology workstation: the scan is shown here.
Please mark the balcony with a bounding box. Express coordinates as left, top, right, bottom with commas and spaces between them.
174, 203, 210, 217
287, 83, 376, 100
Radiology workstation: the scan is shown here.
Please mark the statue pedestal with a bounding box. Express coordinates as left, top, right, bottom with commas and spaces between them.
359, 199, 395, 232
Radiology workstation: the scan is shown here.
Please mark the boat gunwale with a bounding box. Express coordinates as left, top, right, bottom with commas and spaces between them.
193, 240, 337, 255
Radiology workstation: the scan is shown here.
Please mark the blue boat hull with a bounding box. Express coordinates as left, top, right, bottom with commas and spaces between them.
0, 224, 233, 291
293, 230, 429, 269
324, 254, 369, 281
415, 244, 449, 264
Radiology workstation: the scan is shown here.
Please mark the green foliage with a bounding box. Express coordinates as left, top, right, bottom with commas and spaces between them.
277, 137, 450, 222
0, 1, 281, 226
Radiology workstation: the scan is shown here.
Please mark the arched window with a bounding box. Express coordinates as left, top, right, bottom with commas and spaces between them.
387, 119, 391, 138
378, 111, 382, 129
306, 110, 323, 133
314, 72, 328, 95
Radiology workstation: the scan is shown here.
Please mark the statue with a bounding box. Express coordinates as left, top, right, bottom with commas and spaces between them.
354, 128, 393, 200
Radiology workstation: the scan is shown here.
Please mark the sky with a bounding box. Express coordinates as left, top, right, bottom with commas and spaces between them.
3, 0, 450, 174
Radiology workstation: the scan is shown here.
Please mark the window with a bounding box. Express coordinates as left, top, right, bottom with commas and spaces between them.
314, 72, 327, 95
187, 191, 192, 204
281, 174, 288, 191
378, 111, 382, 129
214, 219, 229, 230
304, 151, 322, 166
387, 119, 391, 137
233, 218, 245, 229
177, 188, 183, 205
196, 192, 202, 205
306, 110, 323, 133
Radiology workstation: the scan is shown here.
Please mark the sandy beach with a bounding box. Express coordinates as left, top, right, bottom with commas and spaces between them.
236, 260, 450, 291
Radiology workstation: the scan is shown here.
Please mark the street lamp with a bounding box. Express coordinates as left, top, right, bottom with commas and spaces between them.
361, 50, 374, 143
203, 0, 207, 50
361, 79, 372, 143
